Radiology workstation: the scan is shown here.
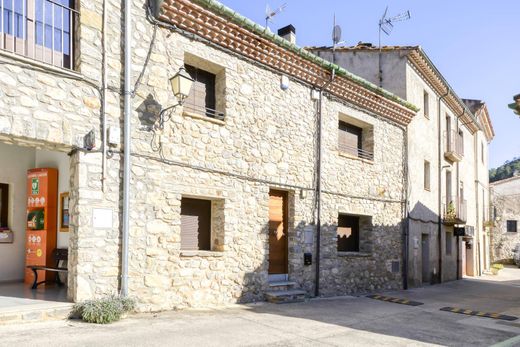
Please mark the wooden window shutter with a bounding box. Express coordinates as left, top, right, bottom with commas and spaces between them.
180, 198, 211, 250
338, 121, 362, 157
184, 65, 216, 115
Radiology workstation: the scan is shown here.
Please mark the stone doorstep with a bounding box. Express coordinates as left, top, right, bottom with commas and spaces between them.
265, 289, 307, 304
0, 302, 73, 325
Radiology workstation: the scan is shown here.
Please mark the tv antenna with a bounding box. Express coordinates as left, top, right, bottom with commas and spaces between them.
332, 14, 345, 65
378, 6, 411, 48
377, 6, 411, 86
265, 3, 287, 30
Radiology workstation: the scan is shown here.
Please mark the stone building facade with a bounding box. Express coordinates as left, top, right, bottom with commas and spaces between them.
491, 176, 520, 263
0, 0, 417, 310
308, 44, 495, 286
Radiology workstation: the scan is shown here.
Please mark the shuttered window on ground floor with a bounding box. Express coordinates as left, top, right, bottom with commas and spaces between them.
180, 197, 212, 251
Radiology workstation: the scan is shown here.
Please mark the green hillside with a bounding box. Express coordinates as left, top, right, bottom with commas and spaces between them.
490, 157, 520, 182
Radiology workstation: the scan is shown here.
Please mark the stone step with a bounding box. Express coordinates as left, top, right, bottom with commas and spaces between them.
268, 281, 297, 291
0, 302, 73, 325
265, 289, 306, 304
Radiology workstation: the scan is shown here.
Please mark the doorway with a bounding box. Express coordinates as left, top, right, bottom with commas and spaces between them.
268, 190, 288, 275
421, 234, 430, 284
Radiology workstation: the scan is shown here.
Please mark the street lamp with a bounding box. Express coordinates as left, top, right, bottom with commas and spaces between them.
169, 66, 193, 105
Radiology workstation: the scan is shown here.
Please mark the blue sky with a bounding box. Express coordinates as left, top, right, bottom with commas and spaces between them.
219, 0, 520, 169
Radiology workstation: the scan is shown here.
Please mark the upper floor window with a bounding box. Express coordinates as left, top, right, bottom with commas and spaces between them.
423, 91, 429, 119
184, 64, 225, 121
481, 141, 485, 163
337, 115, 374, 161
1, 0, 77, 70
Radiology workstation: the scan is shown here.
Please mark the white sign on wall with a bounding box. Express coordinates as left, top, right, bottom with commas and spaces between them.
92, 208, 113, 229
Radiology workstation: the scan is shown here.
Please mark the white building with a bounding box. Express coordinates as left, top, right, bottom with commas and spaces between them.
308, 44, 495, 286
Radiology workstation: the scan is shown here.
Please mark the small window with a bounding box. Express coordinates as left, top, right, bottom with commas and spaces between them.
184, 64, 224, 120
445, 231, 452, 255
507, 220, 517, 233
0, 183, 8, 228
181, 198, 212, 250
458, 130, 464, 156
423, 91, 429, 119
481, 142, 485, 163
338, 120, 373, 160
424, 160, 431, 191
337, 215, 360, 252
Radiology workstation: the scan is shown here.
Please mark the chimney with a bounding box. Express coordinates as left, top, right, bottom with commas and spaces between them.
278, 25, 296, 44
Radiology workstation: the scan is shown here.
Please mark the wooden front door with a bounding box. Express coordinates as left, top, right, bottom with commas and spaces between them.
268, 190, 288, 274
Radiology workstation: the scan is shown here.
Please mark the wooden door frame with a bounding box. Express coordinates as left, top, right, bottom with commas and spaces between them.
268, 189, 289, 274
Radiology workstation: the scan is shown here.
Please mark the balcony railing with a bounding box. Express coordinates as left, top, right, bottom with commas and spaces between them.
0, 0, 78, 70
338, 143, 374, 161
444, 130, 464, 162
183, 100, 225, 121
442, 197, 467, 225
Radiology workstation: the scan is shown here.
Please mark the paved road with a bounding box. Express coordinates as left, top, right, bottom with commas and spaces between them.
2, 268, 520, 347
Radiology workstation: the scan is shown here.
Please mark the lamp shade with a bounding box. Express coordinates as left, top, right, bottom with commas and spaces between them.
170, 67, 194, 102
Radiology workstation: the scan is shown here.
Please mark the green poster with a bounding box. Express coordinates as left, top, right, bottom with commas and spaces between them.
31, 178, 39, 195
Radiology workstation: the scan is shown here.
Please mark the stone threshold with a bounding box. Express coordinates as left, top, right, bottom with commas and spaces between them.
337, 252, 372, 258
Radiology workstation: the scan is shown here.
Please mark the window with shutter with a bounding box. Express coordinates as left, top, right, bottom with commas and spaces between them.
424, 160, 430, 191
338, 121, 362, 158
181, 198, 211, 250
184, 65, 217, 118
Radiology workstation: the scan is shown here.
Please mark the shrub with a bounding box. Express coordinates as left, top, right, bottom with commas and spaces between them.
72, 296, 136, 324
492, 263, 504, 270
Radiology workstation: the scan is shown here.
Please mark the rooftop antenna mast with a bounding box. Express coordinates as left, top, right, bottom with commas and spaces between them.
265, 2, 287, 31
378, 6, 411, 86
332, 14, 345, 65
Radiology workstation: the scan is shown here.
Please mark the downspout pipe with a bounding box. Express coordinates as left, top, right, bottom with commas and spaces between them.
101, 0, 108, 192
402, 127, 409, 290
315, 69, 335, 298
438, 87, 450, 284
455, 110, 464, 280
121, 0, 132, 297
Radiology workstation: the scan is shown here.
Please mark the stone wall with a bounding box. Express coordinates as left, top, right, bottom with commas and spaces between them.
0, 0, 408, 311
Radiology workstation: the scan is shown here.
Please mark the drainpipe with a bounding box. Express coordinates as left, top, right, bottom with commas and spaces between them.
121, 0, 132, 297
402, 127, 409, 290
438, 88, 450, 284
101, 0, 108, 192
455, 111, 463, 280
474, 129, 480, 276
315, 69, 335, 297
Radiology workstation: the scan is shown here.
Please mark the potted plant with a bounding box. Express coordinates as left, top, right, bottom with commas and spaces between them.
446, 201, 456, 220
491, 263, 504, 275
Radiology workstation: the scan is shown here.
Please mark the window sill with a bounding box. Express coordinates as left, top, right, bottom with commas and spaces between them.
183, 111, 226, 125
337, 251, 372, 258
337, 151, 374, 164
0, 49, 82, 80
180, 250, 225, 257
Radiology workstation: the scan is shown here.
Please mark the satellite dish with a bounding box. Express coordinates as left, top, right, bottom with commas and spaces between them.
332, 25, 342, 45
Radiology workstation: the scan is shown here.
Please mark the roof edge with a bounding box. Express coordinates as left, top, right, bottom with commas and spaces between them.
179, 0, 418, 112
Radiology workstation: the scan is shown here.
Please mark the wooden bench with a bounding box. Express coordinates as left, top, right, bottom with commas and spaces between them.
27, 248, 68, 289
